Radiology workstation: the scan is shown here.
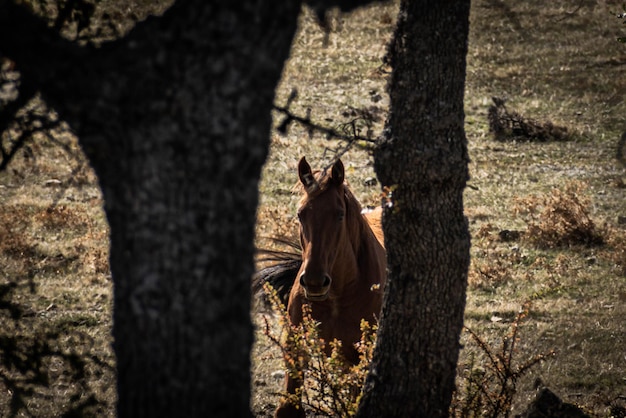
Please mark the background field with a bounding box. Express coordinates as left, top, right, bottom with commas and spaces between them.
1, 0, 625, 416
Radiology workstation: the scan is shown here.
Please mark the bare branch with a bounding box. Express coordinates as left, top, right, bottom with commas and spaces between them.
272, 102, 378, 147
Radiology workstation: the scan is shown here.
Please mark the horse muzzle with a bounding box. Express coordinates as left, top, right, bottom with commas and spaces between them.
299, 273, 331, 301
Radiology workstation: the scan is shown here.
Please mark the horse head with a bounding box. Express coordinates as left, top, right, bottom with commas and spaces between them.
296, 156, 354, 301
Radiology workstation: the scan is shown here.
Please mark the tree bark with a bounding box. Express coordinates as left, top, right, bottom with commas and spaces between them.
1, 1, 302, 416
356, 1, 471, 417
93, 5, 303, 416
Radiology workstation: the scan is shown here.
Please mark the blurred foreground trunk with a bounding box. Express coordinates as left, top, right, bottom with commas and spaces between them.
0, 1, 301, 416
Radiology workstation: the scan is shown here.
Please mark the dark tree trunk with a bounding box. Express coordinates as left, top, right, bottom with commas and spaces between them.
90, 5, 303, 416
1, 1, 302, 416
356, 1, 471, 417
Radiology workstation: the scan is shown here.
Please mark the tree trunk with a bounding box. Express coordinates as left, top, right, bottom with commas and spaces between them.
1, 1, 302, 416
356, 1, 471, 417
93, 5, 302, 416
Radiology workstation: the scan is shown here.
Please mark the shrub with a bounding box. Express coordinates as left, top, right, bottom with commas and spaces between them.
262, 283, 375, 417
452, 301, 556, 418
513, 181, 604, 248
263, 283, 561, 417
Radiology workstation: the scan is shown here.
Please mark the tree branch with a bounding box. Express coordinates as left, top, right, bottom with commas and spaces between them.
274, 103, 377, 144
0, 1, 94, 89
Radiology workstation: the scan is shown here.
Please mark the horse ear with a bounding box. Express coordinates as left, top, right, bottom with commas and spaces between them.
330, 159, 344, 185
298, 157, 317, 191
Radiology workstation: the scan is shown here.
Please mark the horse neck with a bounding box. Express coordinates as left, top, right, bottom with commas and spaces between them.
330, 198, 370, 283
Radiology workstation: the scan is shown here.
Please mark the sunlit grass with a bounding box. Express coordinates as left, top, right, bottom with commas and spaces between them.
255, 0, 626, 416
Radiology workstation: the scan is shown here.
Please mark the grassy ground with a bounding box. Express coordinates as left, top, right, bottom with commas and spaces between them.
0, 133, 115, 416
2, 0, 626, 416
254, 1, 626, 416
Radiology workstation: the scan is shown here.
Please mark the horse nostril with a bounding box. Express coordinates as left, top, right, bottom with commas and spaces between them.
323, 275, 331, 288
299, 273, 331, 289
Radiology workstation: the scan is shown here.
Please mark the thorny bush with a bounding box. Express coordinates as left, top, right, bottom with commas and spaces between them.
452, 301, 556, 418
513, 181, 604, 248
262, 283, 375, 417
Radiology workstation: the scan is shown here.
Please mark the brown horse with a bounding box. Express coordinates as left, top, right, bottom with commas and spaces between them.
274, 157, 387, 418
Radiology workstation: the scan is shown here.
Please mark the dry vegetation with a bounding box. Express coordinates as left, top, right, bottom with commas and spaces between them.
254, 1, 626, 416
1, 0, 625, 417
259, 285, 376, 417
0, 133, 114, 416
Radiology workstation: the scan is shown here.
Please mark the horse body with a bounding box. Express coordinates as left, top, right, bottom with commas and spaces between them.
275, 157, 386, 418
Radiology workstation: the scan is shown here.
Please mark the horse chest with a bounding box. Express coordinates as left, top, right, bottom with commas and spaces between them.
311, 300, 365, 341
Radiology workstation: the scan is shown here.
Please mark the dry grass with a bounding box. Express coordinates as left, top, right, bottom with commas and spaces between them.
1, 0, 626, 416
452, 301, 558, 418
0, 132, 114, 416
255, 0, 626, 416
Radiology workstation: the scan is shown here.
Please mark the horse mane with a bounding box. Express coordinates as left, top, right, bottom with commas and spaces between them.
295, 168, 359, 208
342, 186, 370, 255
293, 168, 335, 205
